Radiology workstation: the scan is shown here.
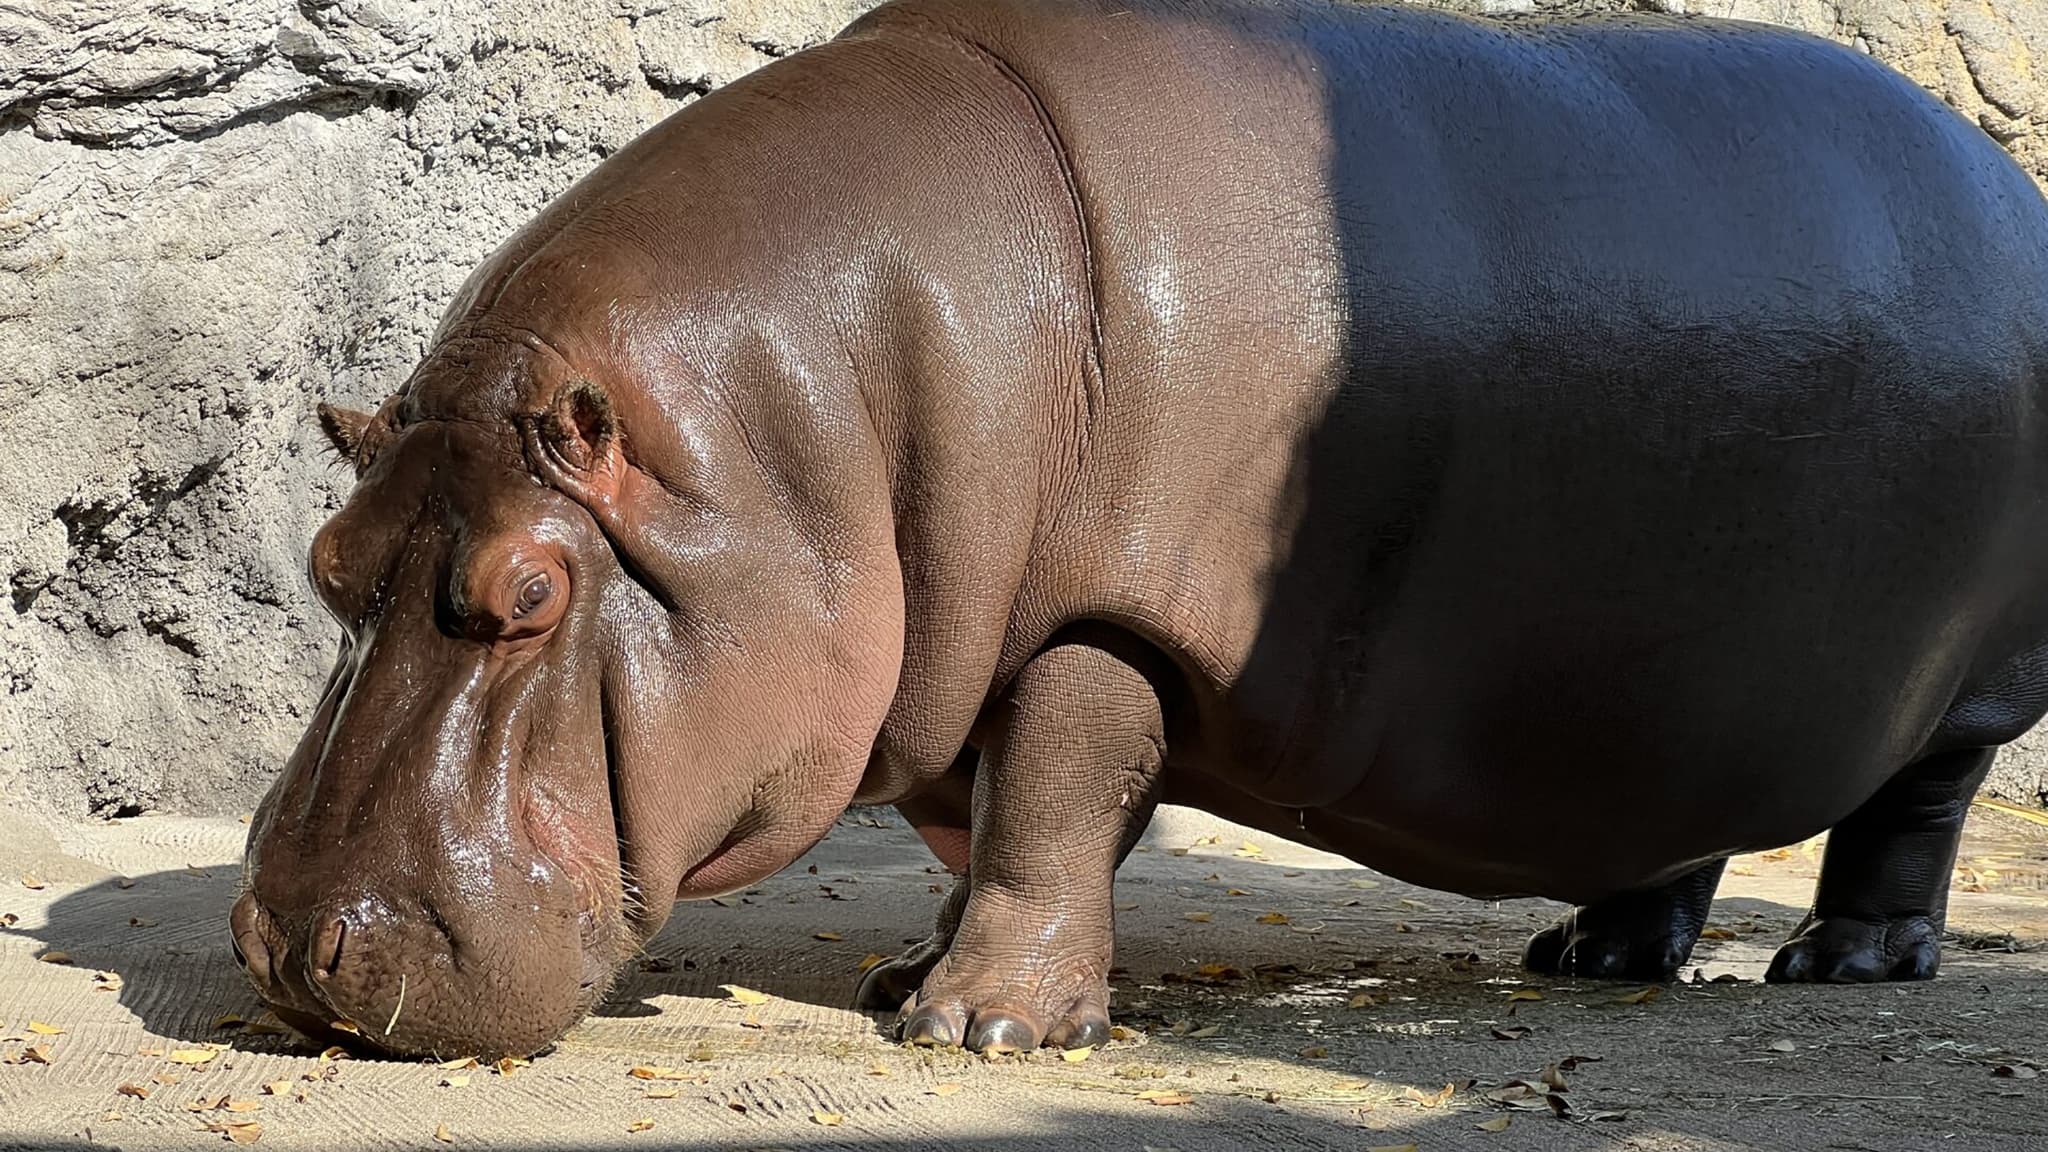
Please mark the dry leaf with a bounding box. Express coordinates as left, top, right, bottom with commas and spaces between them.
1232, 841, 1265, 858
1393, 921, 1414, 933
1477, 1115, 1512, 1132
1225, 889, 1250, 897
26, 1021, 62, 1036
224, 1100, 260, 1113
1540, 1063, 1568, 1092
644, 1084, 680, 1099
128, 917, 156, 928
1491, 1026, 1531, 1041
438, 1057, 478, 1071
21, 875, 44, 890
0, 913, 15, 927
260, 1081, 289, 1096
626, 1119, 654, 1133
1183, 912, 1213, 924
931, 1083, 963, 1096
212, 1015, 248, 1030
1507, 989, 1543, 1002
330, 1020, 360, 1035
1617, 987, 1661, 1005
439, 1075, 470, 1088
721, 984, 769, 1006
1062, 1046, 1094, 1063
38, 951, 72, 965
1768, 1039, 1796, 1053
434, 1122, 453, 1142
93, 971, 123, 992
1297, 1045, 1328, 1059
20, 1044, 52, 1065
1402, 1082, 1457, 1108
1699, 927, 1737, 941
493, 1057, 529, 1076
1255, 912, 1291, 926
630, 1066, 695, 1081
1367, 1145, 1419, 1152
811, 1111, 844, 1126
1996, 1064, 2040, 1080
116, 878, 135, 889
167, 1050, 219, 1065
219, 1122, 263, 1145
117, 1083, 151, 1099
813, 930, 844, 941
1135, 1089, 1194, 1106
185, 1095, 229, 1112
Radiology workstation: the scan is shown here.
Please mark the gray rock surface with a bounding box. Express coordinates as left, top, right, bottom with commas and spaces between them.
2, 0, 2045, 820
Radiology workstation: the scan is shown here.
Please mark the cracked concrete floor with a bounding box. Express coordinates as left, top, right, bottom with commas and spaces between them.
4, 803, 2048, 1151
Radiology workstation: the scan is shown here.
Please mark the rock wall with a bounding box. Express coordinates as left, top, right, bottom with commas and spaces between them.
1, 0, 2045, 819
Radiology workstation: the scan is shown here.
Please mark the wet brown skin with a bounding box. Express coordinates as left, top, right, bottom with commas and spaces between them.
240, 0, 2048, 1058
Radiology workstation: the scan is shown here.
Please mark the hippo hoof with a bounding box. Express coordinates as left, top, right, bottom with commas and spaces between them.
1765, 916, 1942, 983
1523, 919, 1690, 982
896, 987, 1110, 1054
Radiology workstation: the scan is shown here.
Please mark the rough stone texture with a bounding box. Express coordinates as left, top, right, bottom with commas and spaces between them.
1, 0, 2044, 820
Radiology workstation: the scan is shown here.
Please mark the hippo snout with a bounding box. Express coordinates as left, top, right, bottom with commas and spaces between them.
229, 883, 600, 1059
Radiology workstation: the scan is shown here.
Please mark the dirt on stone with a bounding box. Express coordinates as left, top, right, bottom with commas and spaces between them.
1, 804, 2046, 1151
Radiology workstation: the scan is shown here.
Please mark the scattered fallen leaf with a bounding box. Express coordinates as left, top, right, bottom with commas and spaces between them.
438, 1057, 477, 1071
931, 1083, 962, 1097
813, 931, 844, 941
439, 1075, 470, 1088
857, 953, 887, 973
318, 1046, 349, 1063
1062, 1046, 1094, 1063
211, 1121, 263, 1145
643, 1084, 679, 1099
630, 1065, 696, 1081
493, 1057, 529, 1077
167, 1049, 219, 1065
330, 1020, 360, 1035
1297, 1045, 1328, 1059
1367, 1145, 1419, 1152
1617, 987, 1660, 1005
626, 1119, 654, 1133
93, 971, 123, 992
1232, 841, 1265, 858
21, 875, 44, 890
1507, 989, 1543, 1002
1491, 1026, 1531, 1041
1185, 1025, 1221, 1039
1135, 1088, 1194, 1106
185, 1095, 229, 1113
1477, 1115, 1512, 1132
1540, 1063, 1568, 1092
811, 1111, 844, 1126
38, 951, 72, 965
117, 1083, 151, 1099
1768, 1039, 1796, 1053
1398, 898, 1431, 911
26, 1021, 62, 1036
128, 917, 157, 928
151, 1073, 181, 1085
0, 913, 15, 927
1393, 921, 1415, 933
212, 1015, 248, 1030
19, 1044, 53, 1065
434, 1122, 453, 1142
1996, 1064, 2040, 1080
1183, 911, 1213, 923
1347, 991, 1387, 1009
1403, 1082, 1457, 1108
721, 984, 769, 1006
260, 1081, 289, 1096
224, 1100, 261, 1113
1225, 889, 1250, 897
1255, 912, 1291, 926
1699, 927, 1737, 941
116, 878, 135, 889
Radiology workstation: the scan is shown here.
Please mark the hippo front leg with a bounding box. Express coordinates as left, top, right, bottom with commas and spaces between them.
891, 637, 1165, 1053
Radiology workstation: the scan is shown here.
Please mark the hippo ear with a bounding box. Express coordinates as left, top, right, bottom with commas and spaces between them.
316, 403, 376, 465
526, 379, 625, 507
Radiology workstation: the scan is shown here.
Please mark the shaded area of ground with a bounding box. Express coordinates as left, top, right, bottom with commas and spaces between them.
2, 805, 2047, 1150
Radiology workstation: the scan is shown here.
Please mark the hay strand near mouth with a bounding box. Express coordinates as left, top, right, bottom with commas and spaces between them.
386, 973, 408, 1036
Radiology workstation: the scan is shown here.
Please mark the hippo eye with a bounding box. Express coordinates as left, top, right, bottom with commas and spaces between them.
513, 573, 553, 617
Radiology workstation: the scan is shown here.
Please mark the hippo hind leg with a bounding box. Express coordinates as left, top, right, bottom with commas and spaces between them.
1766, 746, 1992, 983
1524, 859, 1726, 981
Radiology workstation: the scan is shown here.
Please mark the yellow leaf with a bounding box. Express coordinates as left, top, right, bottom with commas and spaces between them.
1297, 1045, 1328, 1059
1135, 1088, 1194, 1105
1061, 1046, 1094, 1063
931, 1083, 963, 1096
38, 951, 72, 965
857, 953, 887, 973
330, 1020, 360, 1035
626, 1119, 654, 1133
644, 1084, 680, 1099
721, 984, 769, 1006
1332, 1079, 1371, 1091
813, 931, 844, 941
21, 1043, 52, 1064
20, 874, 44, 890
434, 1122, 453, 1143
811, 1111, 844, 1126
1403, 1082, 1457, 1108
1618, 986, 1661, 1005
1477, 1114, 1511, 1132
224, 1100, 260, 1113
493, 1057, 529, 1076
117, 1083, 151, 1099
1225, 889, 1250, 897
26, 1021, 62, 1035
260, 1081, 289, 1096
439, 1075, 470, 1088
1185, 1025, 1220, 1039
1255, 912, 1290, 926
1506, 989, 1544, 1002
223, 1121, 263, 1144
1698, 927, 1737, 941
1183, 912, 1213, 923
167, 1049, 219, 1065
629, 1065, 694, 1081
438, 1057, 477, 1071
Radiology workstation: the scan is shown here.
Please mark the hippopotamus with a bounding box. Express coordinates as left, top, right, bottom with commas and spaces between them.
230, 0, 2048, 1059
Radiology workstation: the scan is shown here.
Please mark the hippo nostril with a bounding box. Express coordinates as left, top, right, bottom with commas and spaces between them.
228, 892, 276, 993
311, 917, 347, 981
230, 935, 247, 968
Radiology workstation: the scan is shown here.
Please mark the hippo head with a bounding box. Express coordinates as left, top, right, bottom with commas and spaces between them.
231, 339, 903, 1058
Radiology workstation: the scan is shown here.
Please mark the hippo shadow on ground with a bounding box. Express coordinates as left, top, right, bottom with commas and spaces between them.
14, 869, 318, 1057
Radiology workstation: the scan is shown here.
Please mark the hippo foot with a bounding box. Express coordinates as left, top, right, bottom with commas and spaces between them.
896, 965, 1112, 1054
856, 876, 966, 1012
1523, 916, 1693, 981
1765, 916, 1942, 983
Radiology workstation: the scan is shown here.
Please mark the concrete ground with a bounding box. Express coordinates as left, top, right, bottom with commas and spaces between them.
5, 805, 2048, 1152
